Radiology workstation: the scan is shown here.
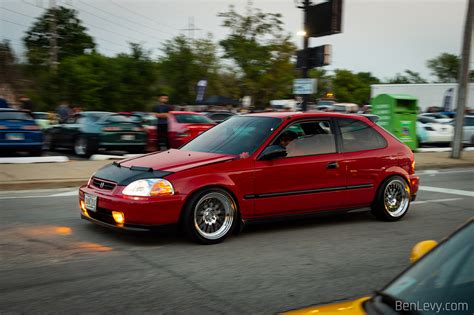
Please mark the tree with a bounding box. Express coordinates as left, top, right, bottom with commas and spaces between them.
23, 6, 95, 66
387, 70, 427, 84
218, 4, 296, 107
330, 70, 380, 105
159, 34, 221, 104
58, 44, 157, 111
426, 53, 459, 83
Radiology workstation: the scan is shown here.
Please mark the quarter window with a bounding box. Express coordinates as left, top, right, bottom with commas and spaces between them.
272, 120, 336, 157
338, 118, 387, 152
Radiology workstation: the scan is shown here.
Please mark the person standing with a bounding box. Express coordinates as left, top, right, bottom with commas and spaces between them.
153, 93, 172, 150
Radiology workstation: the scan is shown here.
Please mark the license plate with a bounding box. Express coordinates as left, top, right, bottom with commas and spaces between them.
6, 133, 24, 141
84, 193, 97, 212
121, 134, 135, 141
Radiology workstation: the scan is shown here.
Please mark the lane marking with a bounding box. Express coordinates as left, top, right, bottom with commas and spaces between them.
50, 191, 78, 197
419, 186, 474, 197
412, 198, 463, 205
418, 169, 474, 175
0, 156, 69, 164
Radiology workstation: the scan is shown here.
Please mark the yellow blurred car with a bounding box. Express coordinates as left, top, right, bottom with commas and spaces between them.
285, 218, 474, 315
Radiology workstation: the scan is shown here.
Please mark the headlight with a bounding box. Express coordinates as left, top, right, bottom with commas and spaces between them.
122, 179, 174, 197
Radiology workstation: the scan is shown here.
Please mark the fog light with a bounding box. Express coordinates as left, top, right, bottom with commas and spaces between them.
112, 211, 125, 224
80, 200, 87, 214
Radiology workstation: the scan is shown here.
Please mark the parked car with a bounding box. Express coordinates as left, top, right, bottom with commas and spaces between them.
333, 103, 359, 113
419, 112, 453, 123
462, 115, 474, 145
79, 112, 418, 244
168, 111, 215, 148
120, 112, 158, 152
285, 218, 474, 314
203, 111, 235, 124
417, 116, 454, 145
0, 109, 43, 156
45, 111, 147, 157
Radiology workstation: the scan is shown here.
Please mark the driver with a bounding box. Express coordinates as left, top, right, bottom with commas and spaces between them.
279, 130, 298, 148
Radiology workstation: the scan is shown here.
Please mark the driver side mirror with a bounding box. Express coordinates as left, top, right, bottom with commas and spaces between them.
258, 145, 287, 161
409, 240, 438, 263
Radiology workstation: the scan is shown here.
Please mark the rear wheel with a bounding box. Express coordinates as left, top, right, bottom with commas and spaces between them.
74, 136, 94, 157
29, 148, 42, 156
371, 176, 410, 221
183, 188, 237, 244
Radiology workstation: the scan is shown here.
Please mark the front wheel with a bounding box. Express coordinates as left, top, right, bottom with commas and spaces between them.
183, 188, 238, 244
371, 176, 411, 221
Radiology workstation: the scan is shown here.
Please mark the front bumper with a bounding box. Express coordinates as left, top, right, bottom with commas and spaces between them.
79, 185, 185, 229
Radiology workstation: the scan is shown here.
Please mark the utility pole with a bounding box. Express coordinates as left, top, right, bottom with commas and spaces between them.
181, 17, 201, 40
301, 0, 310, 112
49, 0, 59, 71
451, 0, 473, 159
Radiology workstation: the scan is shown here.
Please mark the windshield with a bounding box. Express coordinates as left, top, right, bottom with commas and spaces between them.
104, 114, 137, 123
181, 116, 282, 155
381, 221, 474, 314
0, 111, 33, 120
174, 113, 214, 124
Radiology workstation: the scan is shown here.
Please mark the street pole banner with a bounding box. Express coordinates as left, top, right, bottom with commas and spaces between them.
443, 88, 454, 112
196, 79, 208, 102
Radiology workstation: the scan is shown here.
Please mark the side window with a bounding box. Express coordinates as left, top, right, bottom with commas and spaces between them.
465, 117, 474, 126
338, 118, 387, 152
65, 115, 77, 124
272, 120, 336, 157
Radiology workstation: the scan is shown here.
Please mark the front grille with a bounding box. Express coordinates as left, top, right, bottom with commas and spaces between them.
88, 207, 115, 225
92, 178, 116, 190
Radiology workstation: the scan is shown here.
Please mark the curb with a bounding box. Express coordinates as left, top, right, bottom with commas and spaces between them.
0, 179, 87, 191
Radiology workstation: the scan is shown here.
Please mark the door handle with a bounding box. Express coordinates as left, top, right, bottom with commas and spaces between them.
327, 161, 339, 169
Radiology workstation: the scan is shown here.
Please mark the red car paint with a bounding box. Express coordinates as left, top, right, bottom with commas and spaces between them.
79, 112, 419, 231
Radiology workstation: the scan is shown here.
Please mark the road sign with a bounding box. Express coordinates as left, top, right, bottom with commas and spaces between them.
293, 79, 317, 95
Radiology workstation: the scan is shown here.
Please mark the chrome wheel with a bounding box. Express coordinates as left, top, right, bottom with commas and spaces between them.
193, 192, 235, 240
384, 179, 409, 217
74, 137, 87, 156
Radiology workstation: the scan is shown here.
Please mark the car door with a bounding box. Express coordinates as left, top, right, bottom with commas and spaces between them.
253, 119, 346, 217
463, 117, 474, 144
336, 118, 389, 208
62, 114, 82, 147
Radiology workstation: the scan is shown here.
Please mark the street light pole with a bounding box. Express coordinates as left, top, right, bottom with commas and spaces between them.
451, 0, 473, 159
301, 0, 310, 112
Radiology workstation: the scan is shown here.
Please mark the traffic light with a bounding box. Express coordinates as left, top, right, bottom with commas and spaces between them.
306, 0, 343, 38
296, 44, 331, 69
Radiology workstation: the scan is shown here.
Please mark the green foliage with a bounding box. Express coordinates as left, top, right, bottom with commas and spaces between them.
426, 53, 459, 83
158, 34, 222, 104
57, 44, 158, 111
23, 6, 95, 66
218, 3, 296, 107
330, 70, 380, 105
387, 70, 428, 84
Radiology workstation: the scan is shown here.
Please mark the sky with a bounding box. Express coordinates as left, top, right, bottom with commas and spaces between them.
1, 0, 471, 81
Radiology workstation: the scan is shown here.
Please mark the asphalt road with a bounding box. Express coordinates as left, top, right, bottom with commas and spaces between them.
0, 168, 473, 314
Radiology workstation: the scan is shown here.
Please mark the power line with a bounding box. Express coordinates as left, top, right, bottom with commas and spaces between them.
1, 6, 38, 20
65, 2, 167, 44
109, 0, 180, 33
0, 18, 30, 28
77, 0, 174, 38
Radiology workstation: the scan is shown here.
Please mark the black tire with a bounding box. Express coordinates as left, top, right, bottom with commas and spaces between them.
74, 135, 95, 158
371, 175, 411, 222
182, 187, 238, 245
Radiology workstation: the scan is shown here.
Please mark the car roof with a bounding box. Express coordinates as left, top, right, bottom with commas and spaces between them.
243, 111, 369, 121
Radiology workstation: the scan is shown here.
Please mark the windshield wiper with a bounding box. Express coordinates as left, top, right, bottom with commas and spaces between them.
371, 290, 420, 315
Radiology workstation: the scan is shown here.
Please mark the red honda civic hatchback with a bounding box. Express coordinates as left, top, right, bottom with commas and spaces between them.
79, 112, 419, 244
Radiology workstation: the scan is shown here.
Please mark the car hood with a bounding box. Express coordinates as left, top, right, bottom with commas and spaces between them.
284, 297, 370, 315
119, 149, 236, 173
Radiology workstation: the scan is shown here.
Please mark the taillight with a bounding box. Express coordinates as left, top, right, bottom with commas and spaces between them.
21, 125, 40, 130
103, 126, 121, 131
